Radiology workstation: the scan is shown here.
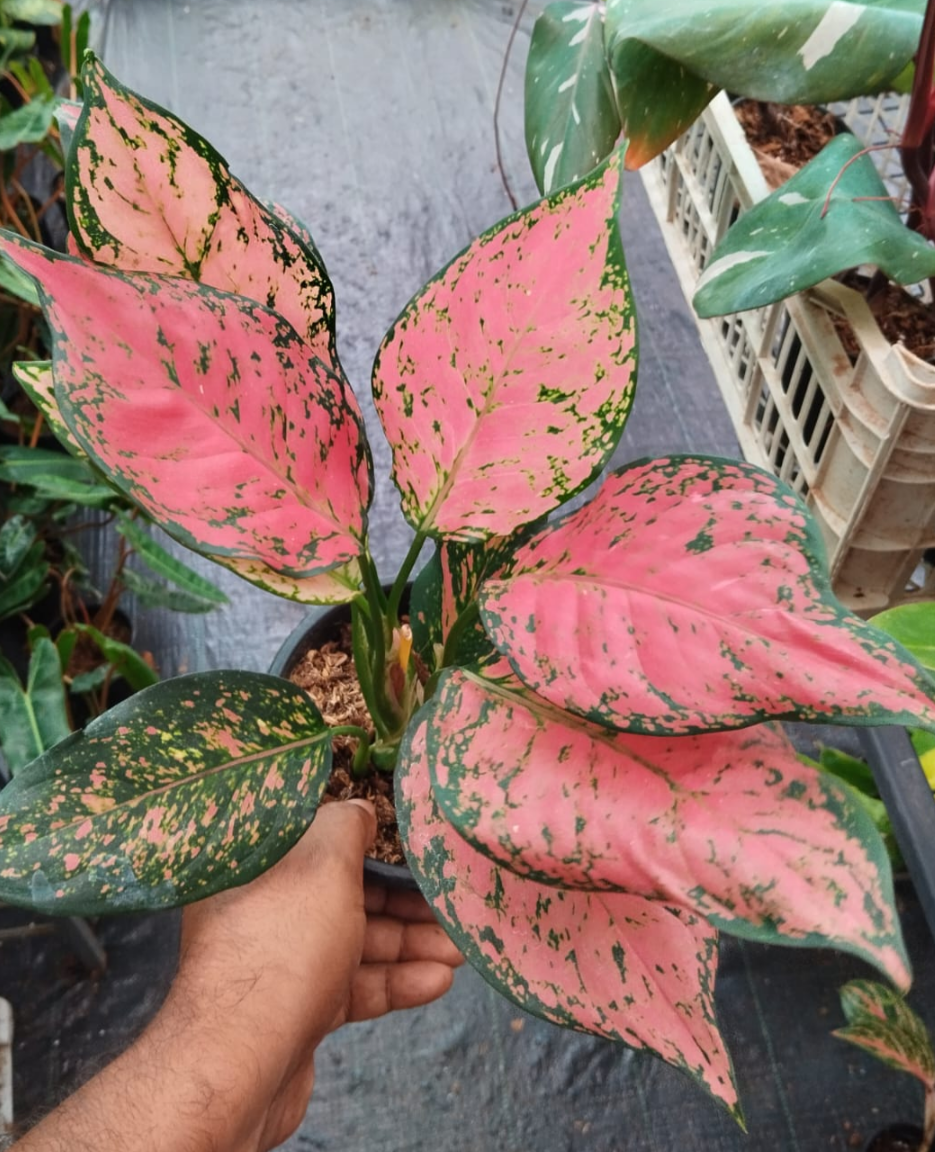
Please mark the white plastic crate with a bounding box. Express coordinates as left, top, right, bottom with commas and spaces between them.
641, 91, 934, 613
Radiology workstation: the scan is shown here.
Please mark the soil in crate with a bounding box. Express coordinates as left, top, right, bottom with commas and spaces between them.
734, 101, 839, 187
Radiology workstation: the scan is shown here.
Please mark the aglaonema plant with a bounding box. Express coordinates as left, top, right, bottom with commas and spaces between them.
3, 56, 935, 1123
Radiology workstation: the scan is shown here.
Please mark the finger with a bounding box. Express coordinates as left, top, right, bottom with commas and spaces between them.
364, 885, 439, 922
343, 960, 457, 1023
297, 799, 377, 871
361, 916, 464, 966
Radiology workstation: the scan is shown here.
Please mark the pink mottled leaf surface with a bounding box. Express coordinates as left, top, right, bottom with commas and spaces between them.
0, 671, 333, 916
11, 361, 85, 458
425, 666, 910, 988
0, 235, 370, 578
480, 455, 935, 734
397, 719, 740, 1116
373, 152, 637, 539
835, 980, 935, 1085
68, 58, 335, 361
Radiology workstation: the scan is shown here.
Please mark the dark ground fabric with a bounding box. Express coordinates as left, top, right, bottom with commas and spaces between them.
1, 2, 933, 1149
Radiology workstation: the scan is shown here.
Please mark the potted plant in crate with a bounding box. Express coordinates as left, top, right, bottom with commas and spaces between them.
3, 56, 935, 1125
524, 0, 935, 613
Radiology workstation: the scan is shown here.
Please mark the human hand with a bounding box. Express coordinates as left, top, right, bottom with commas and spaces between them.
170, 799, 463, 1149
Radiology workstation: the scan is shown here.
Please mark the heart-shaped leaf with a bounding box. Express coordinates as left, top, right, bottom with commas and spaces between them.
397, 717, 741, 1117
835, 980, 935, 1086
0, 234, 371, 579
525, 3, 621, 193
425, 665, 910, 987
0, 670, 333, 915
0, 639, 70, 776
479, 455, 935, 734
604, 0, 922, 164
373, 152, 636, 539
68, 57, 336, 362
693, 134, 935, 317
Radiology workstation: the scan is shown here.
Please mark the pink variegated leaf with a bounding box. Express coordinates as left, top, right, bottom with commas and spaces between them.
480, 455, 935, 735
68, 57, 335, 361
835, 980, 935, 1086
216, 555, 362, 605
426, 665, 911, 989
0, 234, 370, 578
11, 361, 85, 458
373, 152, 636, 539
397, 718, 741, 1117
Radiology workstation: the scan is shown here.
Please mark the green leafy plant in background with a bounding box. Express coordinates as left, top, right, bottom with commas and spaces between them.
836, 980, 935, 1152
0, 8, 228, 775
5, 55, 935, 1125
805, 602, 935, 865
524, 0, 935, 323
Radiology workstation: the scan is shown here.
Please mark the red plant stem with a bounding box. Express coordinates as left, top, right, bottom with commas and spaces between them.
494, 0, 530, 212
900, 0, 935, 239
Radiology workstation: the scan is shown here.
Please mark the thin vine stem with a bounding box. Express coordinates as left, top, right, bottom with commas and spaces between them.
493, 0, 530, 212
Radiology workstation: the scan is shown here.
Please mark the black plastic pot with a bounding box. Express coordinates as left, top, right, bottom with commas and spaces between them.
270, 600, 418, 892
864, 1123, 928, 1152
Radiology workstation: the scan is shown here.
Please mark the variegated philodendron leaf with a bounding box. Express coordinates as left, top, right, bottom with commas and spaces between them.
373, 151, 636, 540
835, 980, 935, 1086
411, 524, 543, 670
525, 3, 621, 194
0, 671, 333, 915
68, 56, 336, 362
479, 455, 935, 735
0, 233, 371, 579
12, 361, 85, 458
604, 0, 922, 165
694, 134, 935, 318
424, 665, 910, 988
397, 718, 741, 1118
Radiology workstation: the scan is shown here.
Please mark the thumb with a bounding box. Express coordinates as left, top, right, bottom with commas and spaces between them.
295, 798, 377, 878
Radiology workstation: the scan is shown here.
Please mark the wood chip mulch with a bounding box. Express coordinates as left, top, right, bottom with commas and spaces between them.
288, 622, 405, 864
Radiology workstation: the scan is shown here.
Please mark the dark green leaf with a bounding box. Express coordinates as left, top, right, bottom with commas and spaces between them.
121, 568, 225, 615
525, 3, 621, 193
0, 671, 334, 915
0, 445, 118, 507
0, 254, 40, 304
0, 515, 35, 576
116, 514, 228, 608
0, 541, 48, 621
0, 638, 69, 774
70, 624, 158, 692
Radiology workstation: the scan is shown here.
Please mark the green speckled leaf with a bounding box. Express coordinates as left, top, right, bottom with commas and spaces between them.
0, 671, 333, 915
0, 639, 70, 776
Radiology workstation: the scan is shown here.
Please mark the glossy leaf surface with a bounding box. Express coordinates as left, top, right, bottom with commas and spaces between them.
480, 456, 935, 734
604, 0, 922, 164
425, 666, 910, 987
373, 153, 636, 539
397, 719, 740, 1116
0, 640, 70, 776
694, 134, 935, 317
68, 58, 335, 359
525, 3, 621, 193
0, 671, 332, 915
0, 234, 371, 578
835, 980, 935, 1085
872, 603, 935, 673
